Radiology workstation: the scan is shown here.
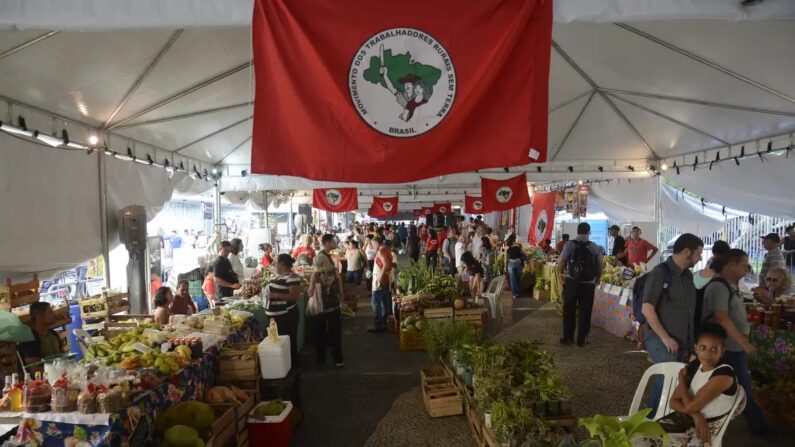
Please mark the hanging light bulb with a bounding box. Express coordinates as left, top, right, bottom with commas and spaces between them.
88, 135, 99, 146
660, 163, 668, 171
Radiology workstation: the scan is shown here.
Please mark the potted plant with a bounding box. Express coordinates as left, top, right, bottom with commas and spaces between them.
575, 409, 669, 447
424, 318, 479, 360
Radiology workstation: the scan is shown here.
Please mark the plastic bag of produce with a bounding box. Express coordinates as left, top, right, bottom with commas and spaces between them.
0, 310, 34, 343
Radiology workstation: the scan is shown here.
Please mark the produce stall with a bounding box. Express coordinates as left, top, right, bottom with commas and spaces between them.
532, 262, 562, 305
2, 307, 267, 447
590, 285, 634, 339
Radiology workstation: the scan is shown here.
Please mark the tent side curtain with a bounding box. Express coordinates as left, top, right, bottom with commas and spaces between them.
588, 177, 746, 236
663, 155, 795, 220
2, 0, 794, 30
0, 132, 211, 282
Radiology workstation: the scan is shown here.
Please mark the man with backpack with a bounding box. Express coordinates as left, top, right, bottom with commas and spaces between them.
558, 222, 604, 347
639, 233, 703, 416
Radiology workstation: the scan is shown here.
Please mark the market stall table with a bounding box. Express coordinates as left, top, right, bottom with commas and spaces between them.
534, 262, 562, 304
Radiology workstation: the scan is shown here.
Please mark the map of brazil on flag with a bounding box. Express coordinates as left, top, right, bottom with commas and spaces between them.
251, 0, 552, 182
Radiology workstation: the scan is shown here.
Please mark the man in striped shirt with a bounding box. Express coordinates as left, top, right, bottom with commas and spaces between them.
264, 254, 302, 368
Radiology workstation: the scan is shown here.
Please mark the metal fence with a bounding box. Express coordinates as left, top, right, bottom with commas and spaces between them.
661, 214, 793, 283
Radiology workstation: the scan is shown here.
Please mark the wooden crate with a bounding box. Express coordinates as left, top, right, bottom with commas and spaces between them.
423, 307, 454, 320
482, 427, 498, 447
106, 292, 129, 308
454, 308, 486, 328
0, 340, 18, 377
236, 429, 249, 447
219, 343, 259, 382
235, 393, 256, 440
420, 364, 450, 383
422, 376, 463, 418
211, 404, 237, 447
399, 329, 426, 351
218, 380, 261, 403
533, 289, 550, 301
79, 296, 109, 320
465, 398, 483, 444
0, 275, 40, 310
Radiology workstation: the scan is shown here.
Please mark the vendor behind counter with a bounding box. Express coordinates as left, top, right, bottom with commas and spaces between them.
18, 301, 65, 372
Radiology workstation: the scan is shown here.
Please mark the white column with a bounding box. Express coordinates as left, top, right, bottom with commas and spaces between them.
98, 151, 110, 288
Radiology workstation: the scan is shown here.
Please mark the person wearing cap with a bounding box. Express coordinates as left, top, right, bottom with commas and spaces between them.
758, 233, 786, 288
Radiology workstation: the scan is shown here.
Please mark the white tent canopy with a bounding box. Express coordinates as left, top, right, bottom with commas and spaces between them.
1, 0, 794, 199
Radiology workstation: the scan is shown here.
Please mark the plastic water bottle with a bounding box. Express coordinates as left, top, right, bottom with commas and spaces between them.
268, 318, 279, 343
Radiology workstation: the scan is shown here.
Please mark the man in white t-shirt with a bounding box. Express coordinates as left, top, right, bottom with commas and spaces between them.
455, 234, 470, 274
471, 224, 485, 259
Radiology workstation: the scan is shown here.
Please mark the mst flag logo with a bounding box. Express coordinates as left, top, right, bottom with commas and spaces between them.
496, 187, 514, 203
383, 202, 394, 212
533, 209, 549, 242
349, 28, 456, 138
325, 189, 342, 206
473, 200, 483, 211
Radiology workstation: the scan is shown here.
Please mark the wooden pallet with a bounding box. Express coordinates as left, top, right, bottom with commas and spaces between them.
422, 376, 463, 418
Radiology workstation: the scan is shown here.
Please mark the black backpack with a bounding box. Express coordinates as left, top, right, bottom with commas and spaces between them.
696, 276, 734, 330
631, 262, 672, 324
568, 241, 597, 282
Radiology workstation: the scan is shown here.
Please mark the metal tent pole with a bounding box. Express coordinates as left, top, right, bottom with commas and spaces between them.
98, 152, 111, 288
655, 175, 662, 263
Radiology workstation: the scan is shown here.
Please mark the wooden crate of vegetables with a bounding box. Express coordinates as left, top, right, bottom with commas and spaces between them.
210, 404, 237, 447
79, 296, 109, 320
219, 343, 260, 381
0, 275, 39, 310
453, 307, 486, 329
422, 376, 463, 417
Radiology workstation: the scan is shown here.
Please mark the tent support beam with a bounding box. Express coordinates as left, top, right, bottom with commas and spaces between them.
107, 60, 252, 130
607, 93, 730, 146
102, 30, 183, 129
114, 101, 253, 129
615, 23, 795, 106
552, 40, 661, 160
0, 31, 59, 60
97, 149, 110, 288
598, 88, 795, 117
660, 130, 795, 162
174, 116, 252, 154
549, 90, 592, 113
550, 91, 594, 160
216, 135, 252, 164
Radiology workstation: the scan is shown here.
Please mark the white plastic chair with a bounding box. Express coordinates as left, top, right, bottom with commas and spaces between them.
480, 275, 506, 319
709, 386, 745, 447
627, 361, 687, 421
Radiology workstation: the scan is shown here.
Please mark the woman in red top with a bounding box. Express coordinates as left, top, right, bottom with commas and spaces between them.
259, 243, 274, 268
291, 235, 317, 265
419, 224, 428, 243
425, 229, 440, 272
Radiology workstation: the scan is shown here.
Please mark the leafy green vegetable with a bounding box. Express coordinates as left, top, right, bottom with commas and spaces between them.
579, 409, 669, 447
424, 319, 479, 359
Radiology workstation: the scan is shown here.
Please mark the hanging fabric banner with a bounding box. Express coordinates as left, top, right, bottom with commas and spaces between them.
370, 196, 399, 217
480, 174, 531, 212
529, 191, 555, 245
433, 202, 451, 214
420, 206, 433, 217
312, 188, 359, 212
250, 0, 552, 182
464, 195, 487, 214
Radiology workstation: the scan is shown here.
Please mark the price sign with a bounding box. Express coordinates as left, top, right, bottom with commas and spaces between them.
621, 268, 635, 281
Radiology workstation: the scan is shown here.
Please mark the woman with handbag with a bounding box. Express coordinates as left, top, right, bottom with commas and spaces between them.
264, 253, 302, 369
309, 234, 346, 367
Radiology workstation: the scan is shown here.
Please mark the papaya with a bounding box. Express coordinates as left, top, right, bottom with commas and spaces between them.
155, 401, 215, 433
164, 425, 199, 447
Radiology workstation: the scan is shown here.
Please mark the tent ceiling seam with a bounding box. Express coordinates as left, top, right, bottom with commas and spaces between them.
549, 90, 592, 113
615, 23, 795, 105
216, 135, 252, 165
607, 92, 730, 146
0, 31, 58, 60
101, 29, 184, 129
174, 115, 252, 154
598, 88, 795, 117
107, 60, 252, 130
552, 40, 660, 160
113, 101, 254, 129
550, 90, 595, 161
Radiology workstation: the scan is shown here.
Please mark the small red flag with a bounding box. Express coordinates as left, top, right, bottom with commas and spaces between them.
480, 174, 531, 212
432, 202, 451, 214
464, 195, 488, 214
313, 188, 359, 212
529, 191, 555, 244
370, 196, 399, 217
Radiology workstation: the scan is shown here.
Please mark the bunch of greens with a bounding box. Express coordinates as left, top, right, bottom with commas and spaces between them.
493, 253, 506, 276
397, 260, 434, 295
420, 274, 462, 301
577, 409, 668, 447
424, 318, 479, 359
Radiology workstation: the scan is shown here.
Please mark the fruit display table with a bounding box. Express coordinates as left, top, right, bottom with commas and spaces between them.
590, 285, 634, 338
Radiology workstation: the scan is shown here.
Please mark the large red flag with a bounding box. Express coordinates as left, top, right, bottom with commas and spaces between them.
480, 175, 531, 212
432, 202, 451, 214
370, 196, 399, 216
251, 0, 552, 182
529, 191, 555, 245
312, 188, 358, 212
464, 195, 488, 214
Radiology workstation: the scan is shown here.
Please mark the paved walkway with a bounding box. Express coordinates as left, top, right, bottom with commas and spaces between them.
295, 290, 788, 446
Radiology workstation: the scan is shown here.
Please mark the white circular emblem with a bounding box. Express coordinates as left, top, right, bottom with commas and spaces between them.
383, 202, 394, 212
424, 209, 431, 215
473, 201, 483, 211
325, 189, 342, 206
439, 206, 447, 213
495, 186, 514, 203
534, 209, 549, 242
349, 28, 456, 138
